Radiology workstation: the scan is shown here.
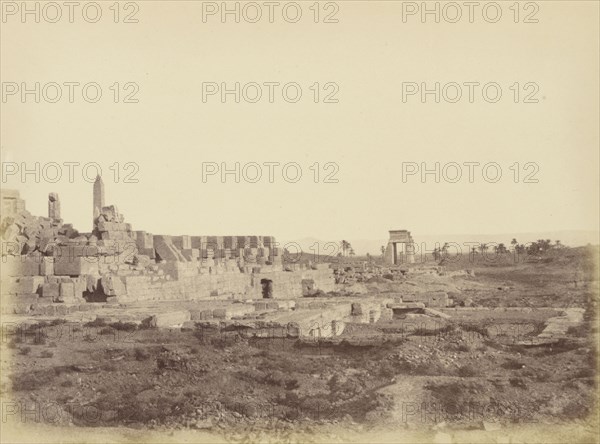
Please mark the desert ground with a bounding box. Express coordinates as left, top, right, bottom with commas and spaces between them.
1, 246, 598, 443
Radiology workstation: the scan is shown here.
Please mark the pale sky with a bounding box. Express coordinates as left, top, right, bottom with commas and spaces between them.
1, 1, 598, 243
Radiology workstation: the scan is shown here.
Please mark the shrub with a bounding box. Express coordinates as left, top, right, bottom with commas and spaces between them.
562, 400, 590, 419
19, 346, 31, 355
285, 379, 300, 390
12, 373, 49, 391
456, 343, 471, 352
83, 334, 96, 342
84, 318, 107, 328
535, 370, 552, 382
40, 350, 54, 358
459, 323, 489, 338
60, 380, 74, 387
567, 324, 588, 337
109, 321, 137, 332
509, 377, 528, 389
502, 359, 525, 370
457, 364, 478, 377
299, 396, 331, 420
54, 365, 77, 376
573, 367, 594, 378
101, 363, 117, 372
139, 317, 156, 330
33, 335, 46, 345
99, 327, 115, 335
134, 348, 150, 361
378, 361, 396, 378
412, 324, 456, 337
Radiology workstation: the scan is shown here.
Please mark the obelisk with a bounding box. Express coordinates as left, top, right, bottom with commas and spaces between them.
93, 175, 105, 226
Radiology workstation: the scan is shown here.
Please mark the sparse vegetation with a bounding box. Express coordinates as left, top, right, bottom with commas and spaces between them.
5, 245, 596, 435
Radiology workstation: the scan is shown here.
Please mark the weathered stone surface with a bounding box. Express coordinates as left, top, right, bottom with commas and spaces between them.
59, 282, 76, 301
423, 308, 451, 319
154, 236, 187, 262
48, 192, 61, 220
190, 309, 213, 321
181, 248, 200, 261
403, 292, 449, 307
387, 302, 426, 310
172, 235, 192, 250
212, 304, 255, 319
100, 275, 126, 296
54, 256, 99, 276
40, 259, 54, 276
41, 283, 60, 298
18, 276, 45, 294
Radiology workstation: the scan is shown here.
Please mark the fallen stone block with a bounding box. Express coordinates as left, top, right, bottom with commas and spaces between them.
387, 302, 425, 310
59, 282, 76, 301
54, 257, 99, 276
180, 321, 196, 331
423, 308, 451, 319
100, 275, 127, 296
146, 310, 191, 328
18, 276, 45, 294
190, 309, 213, 321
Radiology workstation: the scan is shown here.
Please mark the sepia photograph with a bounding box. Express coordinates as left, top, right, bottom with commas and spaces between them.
0, 1, 599, 443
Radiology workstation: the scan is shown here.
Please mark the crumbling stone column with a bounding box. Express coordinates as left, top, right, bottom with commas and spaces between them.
48, 192, 61, 220
93, 174, 105, 226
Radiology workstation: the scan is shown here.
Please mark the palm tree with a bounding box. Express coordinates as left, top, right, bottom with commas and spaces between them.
511, 238, 518, 251
340, 240, 348, 256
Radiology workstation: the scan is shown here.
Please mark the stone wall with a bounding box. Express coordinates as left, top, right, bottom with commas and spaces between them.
1, 189, 336, 308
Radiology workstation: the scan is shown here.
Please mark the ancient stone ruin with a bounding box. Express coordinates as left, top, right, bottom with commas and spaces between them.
0, 184, 334, 312
384, 229, 415, 264
0, 183, 457, 340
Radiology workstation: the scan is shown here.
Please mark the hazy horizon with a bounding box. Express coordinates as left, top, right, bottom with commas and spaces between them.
2, 183, 598, 255
2, 1, 598, 245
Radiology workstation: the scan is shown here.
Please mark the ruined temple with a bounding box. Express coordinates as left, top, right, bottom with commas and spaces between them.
0, 182, 334, 310
384, 229, 415, 265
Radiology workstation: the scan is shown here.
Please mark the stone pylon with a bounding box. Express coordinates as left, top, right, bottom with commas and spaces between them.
93, 175, 105, 226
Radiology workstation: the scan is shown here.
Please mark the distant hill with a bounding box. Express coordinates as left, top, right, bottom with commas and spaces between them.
284, 230, 599, 256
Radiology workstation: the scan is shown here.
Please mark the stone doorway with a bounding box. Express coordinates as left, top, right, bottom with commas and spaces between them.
261, 278, 273, 299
